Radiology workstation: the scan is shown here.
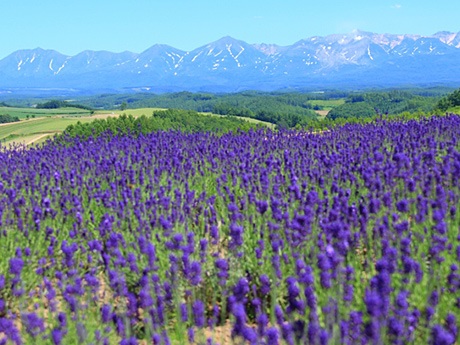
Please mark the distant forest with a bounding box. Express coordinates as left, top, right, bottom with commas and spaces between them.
1, 87, 456, 129
326, 90, 440, 120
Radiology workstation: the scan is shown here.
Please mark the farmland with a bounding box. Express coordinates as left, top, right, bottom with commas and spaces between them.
0, 106, 93, 120
0, 108, 273, 147
0, 110, 459, 344
0, 116, 99, 147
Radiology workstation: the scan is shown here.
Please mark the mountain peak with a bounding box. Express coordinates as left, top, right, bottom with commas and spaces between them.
217, 35, 238, 42
141, 44, 184, 55
206, 36, 248, 48
1, 30, 460, 91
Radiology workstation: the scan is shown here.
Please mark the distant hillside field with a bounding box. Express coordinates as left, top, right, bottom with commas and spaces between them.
0, 107, 273, 147
0, 106, 92, 119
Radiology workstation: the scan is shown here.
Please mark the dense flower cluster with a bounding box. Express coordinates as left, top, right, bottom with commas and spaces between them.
0, 115, 459, 344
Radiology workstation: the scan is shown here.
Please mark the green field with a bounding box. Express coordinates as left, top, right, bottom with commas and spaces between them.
0, 117, 97, 147
198, 111, 276, 128
0, 106, 93, 119
0, 107, 274, 147
308, 98, 346, 110
448, 105, 460, 114
0, 111, 149, 147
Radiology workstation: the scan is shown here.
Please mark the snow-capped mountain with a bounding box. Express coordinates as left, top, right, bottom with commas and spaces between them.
1, 30, 460, 92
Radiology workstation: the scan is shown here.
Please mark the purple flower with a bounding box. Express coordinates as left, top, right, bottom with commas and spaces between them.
260, 274, 271, 295
426, 306, 435, 322
308, 321, 320, 344
192, 300, 205, 328
257, 313, 268, 337
388, 317, 404, 338
430, 324, 455, 345
215, 258, 229, 284
343, 284, 354, 302
305, 286, 317, 309
319, 271, 331, 289
229, 223, 244, 249
23, 312, 45, 338
319, 329, 329, 345
120, 337, 138, 345
101, 305, 112, 323
396, 199, 410, 213
231, 302, 248, 337
281, 323, 295, 345
241, 326, 257, 343
9, 257, 24, 275
152, 334, 161, 345
445, 314, 457, 339
395, 290, 409, 312
256, 200, 268, 214
187, 261, 202, 286
51, 328, 64, 345
180, 303, 188, 323
187, 327, 195, 343
364, 290, 382, 318
317, 253, 331, 271
286, 276, 304, 314
233, 278, 249, 302
266, 327, 279, 345
429, 290, 439, 307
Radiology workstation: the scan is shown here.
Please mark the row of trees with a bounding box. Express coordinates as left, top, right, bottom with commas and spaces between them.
326, 90, 440, 120
76, 90, 337, 110
59, 109, 260, 142
0, 114, 20, 124
35, 100, 93, 111
437, 89, 460, 111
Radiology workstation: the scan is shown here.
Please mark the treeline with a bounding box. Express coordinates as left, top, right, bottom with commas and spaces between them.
59, 109, 260, 141
0, 114, 20, 124
76, 90, 342, 110
35, 100, 93, 111
326, 90, 439, 120
74, 89, 445, 124
75, 91, 330, 128
211, 97, 319, 128
437, 89, 460, 111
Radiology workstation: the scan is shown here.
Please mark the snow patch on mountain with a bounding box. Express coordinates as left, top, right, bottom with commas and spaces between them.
1, 31, 460, 91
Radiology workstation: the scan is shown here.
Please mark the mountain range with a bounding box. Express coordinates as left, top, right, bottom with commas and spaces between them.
1, 30, 460, 93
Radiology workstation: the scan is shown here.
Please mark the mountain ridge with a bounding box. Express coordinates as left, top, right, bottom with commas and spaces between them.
1, 30, 460, 92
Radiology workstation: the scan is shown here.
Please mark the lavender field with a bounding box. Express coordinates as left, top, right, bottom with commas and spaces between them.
0, 114, 459, 344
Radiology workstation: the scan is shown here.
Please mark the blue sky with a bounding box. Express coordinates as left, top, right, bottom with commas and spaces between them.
1, 0, 459, 58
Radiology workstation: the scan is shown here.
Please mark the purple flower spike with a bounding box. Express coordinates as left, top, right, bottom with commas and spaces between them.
192, 300, 205, 328
396, 199, 410, 213
51, 328, 64, 345
430, 324, 455, 345
9, 257, 24, 275
266, 327, 279, 345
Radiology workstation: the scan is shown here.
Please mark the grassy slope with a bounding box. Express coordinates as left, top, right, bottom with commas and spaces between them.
108, 108, 275, 128
309, 99, 346, 111
0, 106, 92, 119
448, 106, 460, 114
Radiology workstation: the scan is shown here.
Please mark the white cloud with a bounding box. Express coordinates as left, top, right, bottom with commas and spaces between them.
392, 4, 402, 9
